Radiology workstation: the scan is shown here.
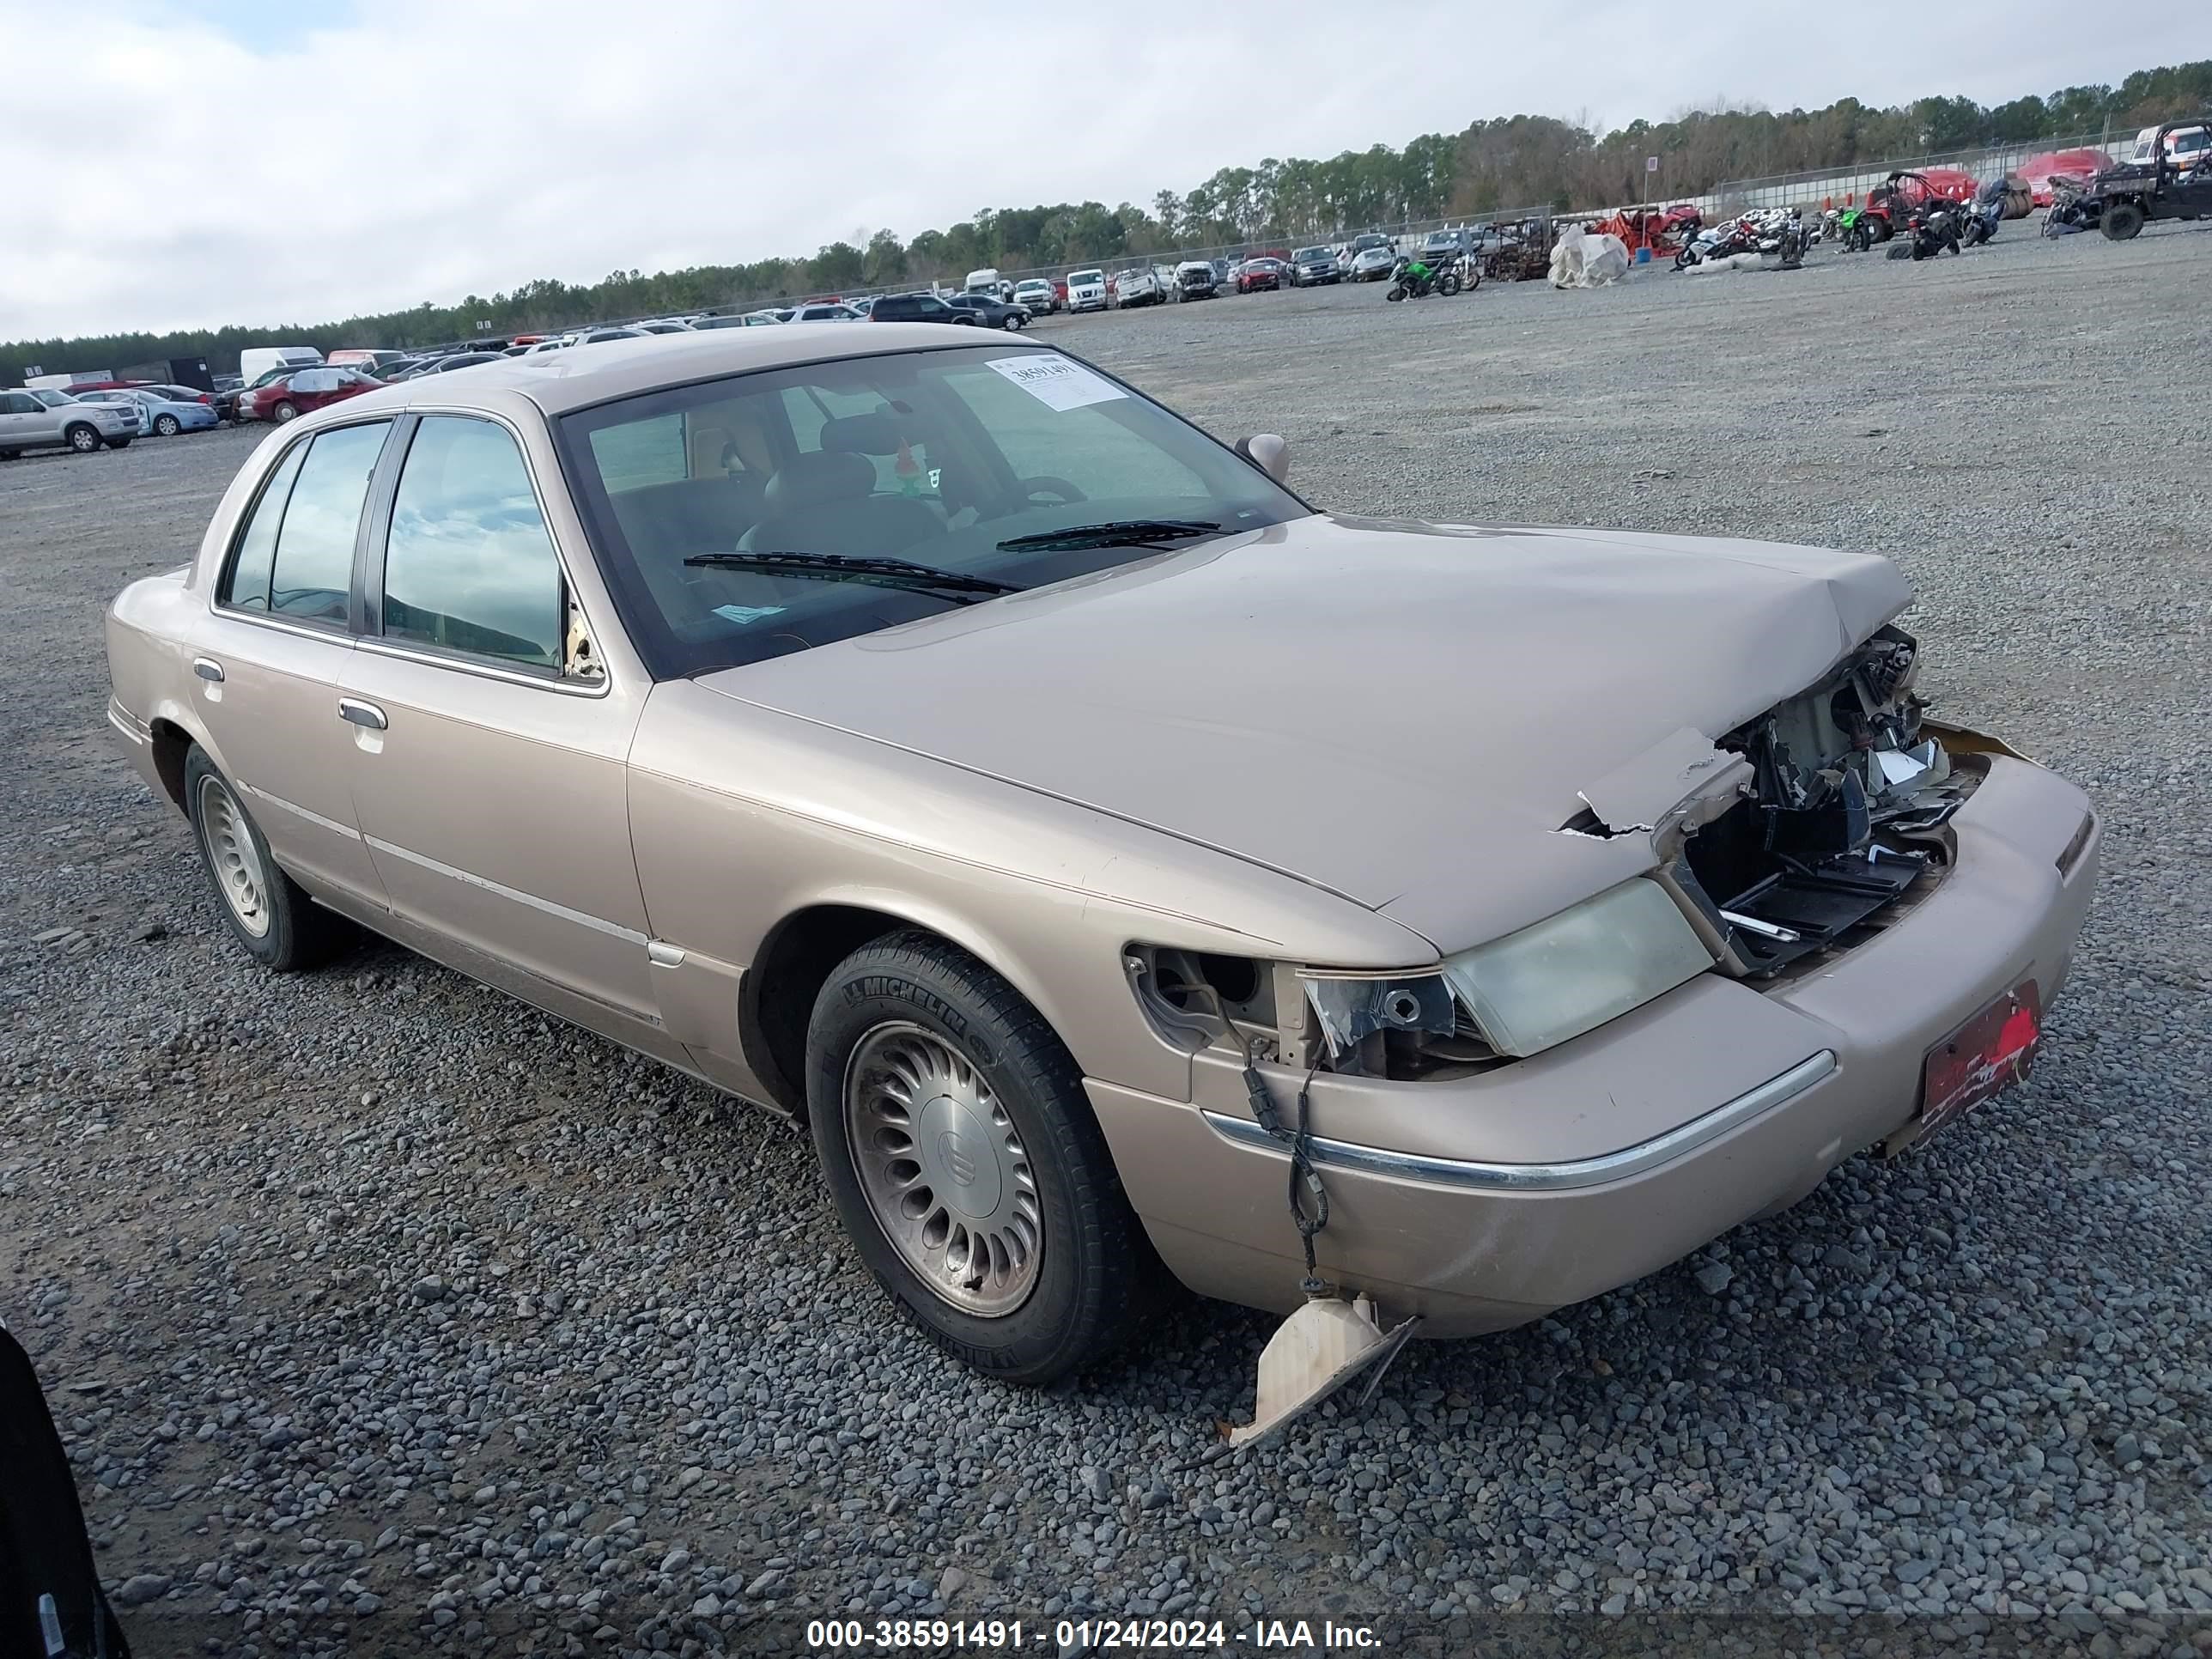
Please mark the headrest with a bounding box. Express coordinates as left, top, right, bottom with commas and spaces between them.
819, 410, 903, 456
763, 447, 875, 511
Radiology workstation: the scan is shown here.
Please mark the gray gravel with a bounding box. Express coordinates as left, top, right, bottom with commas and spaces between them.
3, 221, 2209, 1658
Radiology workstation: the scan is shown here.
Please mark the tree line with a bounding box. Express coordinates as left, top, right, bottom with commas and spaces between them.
7, 59, 2203, 377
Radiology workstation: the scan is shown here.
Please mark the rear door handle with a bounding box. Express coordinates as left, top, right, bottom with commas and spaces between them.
191, 657, 224, 683
337, 697, 387, 731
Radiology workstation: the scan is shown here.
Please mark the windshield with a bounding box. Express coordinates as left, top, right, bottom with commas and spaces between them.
31, 390, 76, 406
554, 343, 1309, 678
1067, 270, 1103, 285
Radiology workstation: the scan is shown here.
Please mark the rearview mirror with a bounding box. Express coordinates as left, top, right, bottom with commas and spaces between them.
1236, 433, 1290, 485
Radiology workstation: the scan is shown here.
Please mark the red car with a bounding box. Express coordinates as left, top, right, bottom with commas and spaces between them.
1237, 258, 1285, 294
241, 366, 384, 424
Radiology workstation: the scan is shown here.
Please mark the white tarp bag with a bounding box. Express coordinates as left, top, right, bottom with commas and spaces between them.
1582, 232, 1631, 285
1548, 223, 1632, 289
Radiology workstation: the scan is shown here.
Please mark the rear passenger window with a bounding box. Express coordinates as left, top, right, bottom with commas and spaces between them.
265, 422, 390, 625
380, 416, 562, 668
219, 441, 310, 611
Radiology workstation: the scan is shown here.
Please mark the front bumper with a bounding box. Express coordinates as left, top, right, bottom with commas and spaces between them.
1087, 752, 2099, 1335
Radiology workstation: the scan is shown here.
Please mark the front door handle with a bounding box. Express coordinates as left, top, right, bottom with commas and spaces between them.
191, 657, 224, 683
337, 697, 388, 732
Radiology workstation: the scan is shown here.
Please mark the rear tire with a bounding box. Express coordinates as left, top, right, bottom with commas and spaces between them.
183, 747, 353, 972
806, 931, 1149, 1385
2100, 203, 2145, 241
272, 400, 301, 422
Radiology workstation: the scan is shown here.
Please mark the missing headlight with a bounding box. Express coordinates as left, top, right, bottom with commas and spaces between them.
1298, 972, 1455, 1055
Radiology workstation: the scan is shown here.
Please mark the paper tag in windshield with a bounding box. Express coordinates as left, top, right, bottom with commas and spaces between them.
987, 354, 1126, 412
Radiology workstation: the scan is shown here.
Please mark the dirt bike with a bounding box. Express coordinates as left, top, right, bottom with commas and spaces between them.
1384, 256, 1462, 301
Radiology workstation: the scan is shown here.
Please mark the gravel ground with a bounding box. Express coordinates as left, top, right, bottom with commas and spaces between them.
3, 222, 2208, 1659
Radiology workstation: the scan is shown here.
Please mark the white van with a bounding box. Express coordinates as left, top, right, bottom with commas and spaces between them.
237, 346, 324, 385
963, 267, 1011, 299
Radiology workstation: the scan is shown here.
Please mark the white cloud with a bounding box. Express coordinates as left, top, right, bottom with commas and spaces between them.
0, 0, 2169, 338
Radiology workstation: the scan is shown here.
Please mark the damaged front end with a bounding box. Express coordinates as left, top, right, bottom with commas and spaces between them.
1654, 623, 1982, 979
1127, 629, 1993, 1082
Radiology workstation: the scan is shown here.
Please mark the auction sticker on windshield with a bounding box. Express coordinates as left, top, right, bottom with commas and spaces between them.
987, 353, 1126, 412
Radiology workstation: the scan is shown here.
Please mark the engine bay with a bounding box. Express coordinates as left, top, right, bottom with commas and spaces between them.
1661, 623, 1979, 977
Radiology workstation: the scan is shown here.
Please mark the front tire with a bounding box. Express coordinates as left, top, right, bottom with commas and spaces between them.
806, 932, 1147, 1385
65, 422, 100, 453
184, 747, 352, 972
155, 414, 181, 436
2100, 202, 2145, 241
105, 437, 131, 449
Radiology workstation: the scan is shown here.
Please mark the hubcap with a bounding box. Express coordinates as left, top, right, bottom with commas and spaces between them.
70, 428, 95, 452
843, 1022, 1042, 1316
197, 775, 271, 938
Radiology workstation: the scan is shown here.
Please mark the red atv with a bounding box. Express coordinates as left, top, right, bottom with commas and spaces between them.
1858, 167, 1978, 244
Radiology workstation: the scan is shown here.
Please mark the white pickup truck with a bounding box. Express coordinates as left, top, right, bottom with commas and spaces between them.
0, 387, 141, 458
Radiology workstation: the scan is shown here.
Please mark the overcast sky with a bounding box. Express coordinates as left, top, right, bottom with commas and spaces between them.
0, 0, 2181, 340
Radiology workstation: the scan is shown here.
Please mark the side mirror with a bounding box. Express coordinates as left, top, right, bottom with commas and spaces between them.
1236, 433, 1291, 485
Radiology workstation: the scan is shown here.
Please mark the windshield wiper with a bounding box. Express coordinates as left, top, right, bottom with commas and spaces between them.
683, 551, 1022, 600
994, 519, 1221, 553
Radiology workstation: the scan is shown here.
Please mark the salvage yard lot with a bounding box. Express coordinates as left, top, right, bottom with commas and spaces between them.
3, 224, 2208, 1656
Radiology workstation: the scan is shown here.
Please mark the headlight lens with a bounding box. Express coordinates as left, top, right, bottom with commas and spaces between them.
1439, 879, 1713, 1058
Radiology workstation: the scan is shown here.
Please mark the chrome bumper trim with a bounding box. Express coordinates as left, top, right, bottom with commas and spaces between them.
106, 698, 151, 744
1199, 1050, 1838, 1192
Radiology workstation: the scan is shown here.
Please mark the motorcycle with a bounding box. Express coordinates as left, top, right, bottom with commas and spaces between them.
1899, 197, 1962, 260
1674, 220, 1749, 269
2043, 177, 2100, 235
1960, 178, 2007, 247
1384, 254, 1462, 300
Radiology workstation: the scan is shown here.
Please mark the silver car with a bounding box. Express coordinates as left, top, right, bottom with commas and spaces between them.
0, 388, 139, 456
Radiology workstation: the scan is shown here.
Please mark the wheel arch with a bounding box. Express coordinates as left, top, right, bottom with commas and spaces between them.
740, 896, 1078, 1121
147, 716, 195, 811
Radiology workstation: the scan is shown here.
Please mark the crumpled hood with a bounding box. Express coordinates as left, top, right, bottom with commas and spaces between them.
696, 515, 1911, 951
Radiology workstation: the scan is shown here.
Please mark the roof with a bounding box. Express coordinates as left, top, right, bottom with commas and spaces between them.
328, 323, 1040, 422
